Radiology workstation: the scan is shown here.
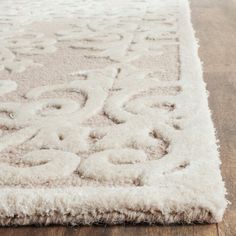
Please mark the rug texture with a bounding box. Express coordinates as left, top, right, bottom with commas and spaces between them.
0, 0, 227, 225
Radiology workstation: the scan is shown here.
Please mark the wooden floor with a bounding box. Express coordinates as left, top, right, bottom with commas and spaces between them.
1, 0, 236, 235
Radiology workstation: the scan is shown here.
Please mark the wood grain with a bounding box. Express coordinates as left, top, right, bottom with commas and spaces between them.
0, 0, 235, 235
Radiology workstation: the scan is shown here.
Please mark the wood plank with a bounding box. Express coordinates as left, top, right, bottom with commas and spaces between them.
193, 225, 218, 236
102, 225, 194, 236
0, 225, 194, 236
64, 226, 105, 236
64, 225, 194, 236
0, 226, 66, 236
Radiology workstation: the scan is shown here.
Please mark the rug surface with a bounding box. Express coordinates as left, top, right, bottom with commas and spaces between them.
0, 0, 227, 225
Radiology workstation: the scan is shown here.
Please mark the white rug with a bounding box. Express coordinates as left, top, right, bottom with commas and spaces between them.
0, 0, 227, 225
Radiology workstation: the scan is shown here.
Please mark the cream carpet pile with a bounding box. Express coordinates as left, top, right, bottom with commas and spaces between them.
0, 0, 227, 225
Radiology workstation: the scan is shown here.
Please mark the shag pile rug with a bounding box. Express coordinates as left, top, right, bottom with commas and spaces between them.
0, 0, 227, 225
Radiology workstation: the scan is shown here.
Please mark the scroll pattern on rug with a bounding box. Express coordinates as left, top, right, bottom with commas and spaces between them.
0, 0, 200, 187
